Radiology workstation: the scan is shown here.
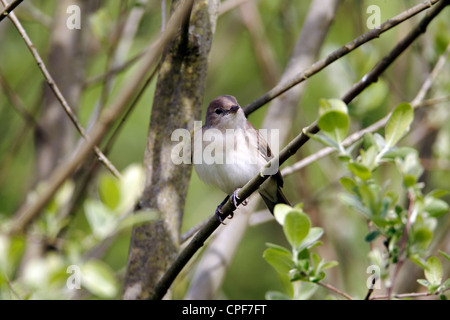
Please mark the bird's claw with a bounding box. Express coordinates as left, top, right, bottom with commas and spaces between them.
231, 188, 248, 208
215, 190, 249, 224
215, 205, 226, 225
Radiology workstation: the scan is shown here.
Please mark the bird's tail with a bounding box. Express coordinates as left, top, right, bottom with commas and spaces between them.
259, 187, 291, 215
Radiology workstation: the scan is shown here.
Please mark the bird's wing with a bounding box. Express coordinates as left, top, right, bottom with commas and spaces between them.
245, 121, 284, 187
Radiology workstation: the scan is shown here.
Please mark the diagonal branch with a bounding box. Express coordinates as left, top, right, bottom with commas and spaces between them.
243, 0, 441, 116
149, 0, 450, 300
0, 0, 22, 22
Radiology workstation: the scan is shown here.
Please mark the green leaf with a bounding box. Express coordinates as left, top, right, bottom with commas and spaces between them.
439, 251, 450, 262
411, 227, 433, 251
294, 282, 319, 300
318, 98, 348, 115
81, 260, 119, 298
99, 175, 120, 210
308, 132, 341, 150
297, 227, 324, 252
365, 230, 381, 242
425, 256, 443, 286
382, 147, 417, 161
347, 162, 371, 180
359, 184, 380, 217
385, 103, 414, 148
427, 189, 449, 199
273, 204, 294, 226
283, 211, 311, 250
340, 177, 358, 195
265, 243, 292, 255
84, 199, 115, 239
443, 279, 450, 290
417, 279, 429, 288
410, 254, 427, 269
360, 146, 379, 170
321, 260, 339, 271
263, 247, 295, 275
318, 99, 349, 144
115, 210, 157, 232
395, 152, 423, 187
339, 194, 371, 217
423, 197, 449, 218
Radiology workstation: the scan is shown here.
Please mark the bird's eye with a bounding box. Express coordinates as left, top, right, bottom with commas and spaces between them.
215, 108, 223, 115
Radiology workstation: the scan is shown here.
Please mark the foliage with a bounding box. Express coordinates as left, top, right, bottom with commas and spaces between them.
0, 165, 154, 299
309, 98, 450, 299
0, 0, 449, 300
263, 204, 338, 299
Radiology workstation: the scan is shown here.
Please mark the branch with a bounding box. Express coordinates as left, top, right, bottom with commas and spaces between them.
370, 288, 450, 300
8, 0, 195, 235
0, 0, 121, 178
242, 0, 441, 116
317, 281, 353, 300
149, 0, 449, 300
0, 0, 22, 22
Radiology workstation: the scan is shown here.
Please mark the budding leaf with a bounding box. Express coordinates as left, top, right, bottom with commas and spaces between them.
424, 256, 443, 287
385, 103, 414, 148
283, 211, 311, 250
318, 99, 349, 145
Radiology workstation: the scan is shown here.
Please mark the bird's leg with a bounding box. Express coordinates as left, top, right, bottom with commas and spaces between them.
230, 188, 249, 209
215, 195, 230, 225
215, 189, 249, 224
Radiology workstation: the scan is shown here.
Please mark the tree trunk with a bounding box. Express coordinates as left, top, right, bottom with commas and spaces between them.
123, 0, 219, 300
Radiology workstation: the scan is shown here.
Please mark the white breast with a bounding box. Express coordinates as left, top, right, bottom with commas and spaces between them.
194, 128, 266, 195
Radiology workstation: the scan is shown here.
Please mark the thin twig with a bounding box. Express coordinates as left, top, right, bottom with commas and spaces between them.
0, 71, 39, 128
19, 1, 52, 27
2, 271, 22, 300
83, 49, 148, 87
1, 0, 122, 178
149, 1, 450, 299
317, 282, 353, 300
371, 288, 450, 300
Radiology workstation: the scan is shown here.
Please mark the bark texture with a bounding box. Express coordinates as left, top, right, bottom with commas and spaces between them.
123, 0, 219, 300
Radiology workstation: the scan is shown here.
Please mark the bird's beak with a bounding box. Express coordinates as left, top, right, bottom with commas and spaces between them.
229, 105, 240, 113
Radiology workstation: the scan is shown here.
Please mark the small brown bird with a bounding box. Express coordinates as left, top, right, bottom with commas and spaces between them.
193, 95, 290, 223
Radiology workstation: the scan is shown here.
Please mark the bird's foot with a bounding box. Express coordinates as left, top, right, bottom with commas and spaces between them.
215, 190, 249, 224
215, 195, 230, 225
230, 188, 248, 208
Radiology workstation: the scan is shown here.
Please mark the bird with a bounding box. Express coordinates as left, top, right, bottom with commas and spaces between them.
193, 95, 290, 223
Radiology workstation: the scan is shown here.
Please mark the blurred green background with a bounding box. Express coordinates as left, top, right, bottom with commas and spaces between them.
0, 0, 449, 299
